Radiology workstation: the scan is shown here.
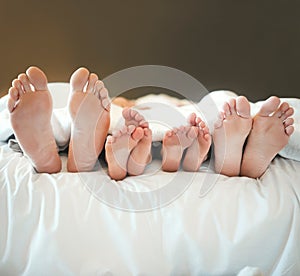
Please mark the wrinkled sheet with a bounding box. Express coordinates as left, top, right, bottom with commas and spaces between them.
0, 142, 300, 275
1, 84, 300, 275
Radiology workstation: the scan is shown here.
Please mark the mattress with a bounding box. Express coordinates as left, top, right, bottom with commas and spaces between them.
0, 84, 300, 275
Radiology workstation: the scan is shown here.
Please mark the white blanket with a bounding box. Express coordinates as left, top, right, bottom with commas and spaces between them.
1, 83, 300, 275
0, 83, 299, 161
0, 143, 300, 275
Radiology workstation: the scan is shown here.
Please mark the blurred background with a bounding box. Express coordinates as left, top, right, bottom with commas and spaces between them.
0, 0, 299, 101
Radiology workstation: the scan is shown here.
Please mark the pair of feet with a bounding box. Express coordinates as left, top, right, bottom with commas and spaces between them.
8, 66, 111, 174
7, 66, 153, 180
107, 110, 212, 177
212, 96, 294, 178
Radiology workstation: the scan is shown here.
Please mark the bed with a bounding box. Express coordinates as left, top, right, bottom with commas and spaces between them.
0, 83, 300, 275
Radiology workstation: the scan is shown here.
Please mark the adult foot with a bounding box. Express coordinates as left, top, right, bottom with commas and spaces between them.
105, 125, 144, 180
7, 66, 61, 173
122, 108, 152, 176
182, 113, 212, 172
212, 96, 252, 176
241, 96, 294, 178
67, 67, 110, 172
162, 125, 198, 172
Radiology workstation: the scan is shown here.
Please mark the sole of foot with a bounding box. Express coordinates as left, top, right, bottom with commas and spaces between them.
182, 113, 212, 172
105, 125, 144, 180
241, 96, 294, 178
122, 108, 152, 176
162, 125, 198, 172
212, 96, 252, 176
8, 66, 61, 173
67, 67, 110, 172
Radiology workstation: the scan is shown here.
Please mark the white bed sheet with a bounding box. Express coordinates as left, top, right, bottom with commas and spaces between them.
0, 142, 300, 275
0, 84, 300, 275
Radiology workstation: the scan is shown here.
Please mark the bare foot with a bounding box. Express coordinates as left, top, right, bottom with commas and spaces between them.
67, 68, 110, 172
122, 108, 152, 176
241, 96, 294, 178
122, 107, 149, 128
182, 113, 212, 172
212, 96, 252, 176
162, 125, 198, 172
7, 66, 61, 173
105, 126, 144, 180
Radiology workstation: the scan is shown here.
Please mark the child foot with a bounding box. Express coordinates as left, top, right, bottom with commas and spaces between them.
241, 96, 294, 178
122, 107, 149, 128
127, 128, 152, 176
67, 67, 110, 172
182, 113, 212, 172
7, 66, 61, 173
162, 125, 198, 172
105, 126, 144, 180
122, 108, 152, 176
212, 96, 252, 176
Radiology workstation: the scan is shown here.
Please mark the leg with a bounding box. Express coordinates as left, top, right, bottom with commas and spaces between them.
241, 96, 294, 178
112, 97, 136, 108
212, 96, 252, 176
67, 68, 110, 172
162, 125, 198, 172
7, 66, 61, 173
122, 108, 152, 176
182, 113, 212, 172
105, 125, 144, 180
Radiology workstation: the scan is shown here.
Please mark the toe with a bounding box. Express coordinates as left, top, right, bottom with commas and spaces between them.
228, 98, 237, 115
7, 97, 15, 113
165, 130, 173, 137
122, 107, 131, 119
202, 125, 210, 135
204, 133, 211, 142
9, 87, 19, 101
130, 109, 141, 121
99, 87, 110, 111
132, 127, 144, 141
70, 67, 90, 93
195, 116, 203, 125
274, 102, 289, 118
284, 117, 294, 128
188, 113, 197, 125
26, 66, 48, 91
18, 73, 32, 92
12, 79, 24, 98
236, 96, 251, 118
86, 73, 98, 93
198, 119, 206, 129
257, 96, 280, 117
134, 112, 143, 122
106, 135, 115, 144
223, 102, 231, 117
285, 125, 294, 136
144, 128, 152, 138
280, 107, 294, 121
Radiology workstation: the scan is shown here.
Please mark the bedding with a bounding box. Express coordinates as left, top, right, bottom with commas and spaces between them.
0, 84, 300, 275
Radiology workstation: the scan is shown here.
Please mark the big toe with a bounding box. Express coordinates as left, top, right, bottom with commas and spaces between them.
70, 67, 90, 93
26, 66, 48, 91
236, 96, 251, 118
257, 96, 281, 117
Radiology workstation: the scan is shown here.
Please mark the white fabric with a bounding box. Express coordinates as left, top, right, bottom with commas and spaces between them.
1, 83, 299, 161
0, 142, 300, 275
1, 84, 300, 275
